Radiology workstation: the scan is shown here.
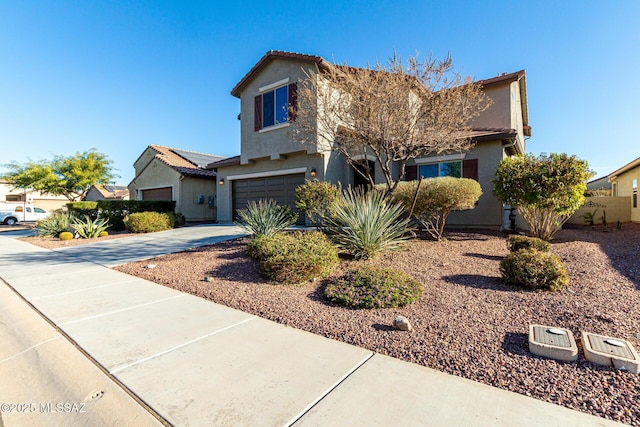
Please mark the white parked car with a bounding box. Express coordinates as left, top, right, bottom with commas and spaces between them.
0, 204, 51, 225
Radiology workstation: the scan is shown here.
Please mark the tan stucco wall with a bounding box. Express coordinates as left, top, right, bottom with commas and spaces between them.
239, 59, 318, 164
129, 159, 216, 221
610, 165, 640, 222
567, 197, 632, 225
441, 140, 508, 230
180, 177, 217, 221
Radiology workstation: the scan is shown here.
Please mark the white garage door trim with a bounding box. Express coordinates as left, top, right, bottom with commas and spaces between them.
227, 167, 307, 181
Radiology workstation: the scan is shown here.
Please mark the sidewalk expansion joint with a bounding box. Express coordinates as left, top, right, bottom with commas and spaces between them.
109, 316, 258, 375
30, 279, 139, 300
59, 294, 187, 326
286, 351, 375, 426
0, 336, 61, 364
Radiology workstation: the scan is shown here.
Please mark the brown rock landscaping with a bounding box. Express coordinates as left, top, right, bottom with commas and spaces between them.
113, 223, 640, 425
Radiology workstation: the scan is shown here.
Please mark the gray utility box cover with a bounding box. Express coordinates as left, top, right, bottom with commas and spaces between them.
581, 332, 639, 374
529, 325, 578, 362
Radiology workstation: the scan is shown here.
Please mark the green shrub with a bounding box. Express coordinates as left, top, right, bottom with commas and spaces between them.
247, 231, 338, 284
125, 211, 174, 233
70, 215, 110, 238
236, 199, 297, 237
388, 177, 482, 241
492, 153, 592, 241
325, 266, 423, 309
66, 201, 99, 220
59, 231, 73, 241
35, 211, 71, 237
172, 212, 186, 227
325, 188, 413, 259
500, 249, 569, 291
96, 200, 176, 231
506, 235, 550, 252
294, 179, 340, 227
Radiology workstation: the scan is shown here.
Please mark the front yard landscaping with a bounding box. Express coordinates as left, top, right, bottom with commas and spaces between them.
114, 223, 640, 425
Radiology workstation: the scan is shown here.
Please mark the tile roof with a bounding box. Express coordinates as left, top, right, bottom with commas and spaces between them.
92, 184, 129, 199
146, 145, 221, 178
206, 155, 241, 170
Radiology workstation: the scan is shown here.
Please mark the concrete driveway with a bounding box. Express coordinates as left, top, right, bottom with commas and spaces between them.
52, 224, 246, 267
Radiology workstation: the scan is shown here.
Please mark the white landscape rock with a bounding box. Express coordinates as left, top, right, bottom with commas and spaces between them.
393, 315, 412, 331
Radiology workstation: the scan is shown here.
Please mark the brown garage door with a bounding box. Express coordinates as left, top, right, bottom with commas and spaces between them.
141, 187, 172, 200
232, 174, 305, 224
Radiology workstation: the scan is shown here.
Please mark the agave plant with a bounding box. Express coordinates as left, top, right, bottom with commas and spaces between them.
70, 215, 110, 239
236, 199, 297, 237
35, 211, 71, 237
325, 187, 413, 259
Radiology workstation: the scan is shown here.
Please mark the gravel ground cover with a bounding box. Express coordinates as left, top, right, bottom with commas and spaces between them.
113, 223, 640, 424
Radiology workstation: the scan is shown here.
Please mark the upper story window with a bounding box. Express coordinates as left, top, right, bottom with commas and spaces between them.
254, 80, 297, 132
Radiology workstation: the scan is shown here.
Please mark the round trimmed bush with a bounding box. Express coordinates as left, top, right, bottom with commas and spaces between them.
125, 212, 174, 233
500, 249, 568, 291
99, 231, 109, 237
59, 231, 73, 241
506, 235, 550, 252
247, 231, 338, 284
325, 266, 423, 309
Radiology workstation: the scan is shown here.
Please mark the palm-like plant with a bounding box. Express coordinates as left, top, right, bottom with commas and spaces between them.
236, 199, 297, 237
71, 215, 110, 238
325, 188, 413, 259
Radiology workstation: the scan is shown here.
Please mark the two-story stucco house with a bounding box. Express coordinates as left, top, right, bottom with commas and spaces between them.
209, 50, 531, 229
609, 156, 640, 223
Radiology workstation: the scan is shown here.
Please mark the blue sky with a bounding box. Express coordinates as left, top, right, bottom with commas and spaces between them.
1, 1, 638, 184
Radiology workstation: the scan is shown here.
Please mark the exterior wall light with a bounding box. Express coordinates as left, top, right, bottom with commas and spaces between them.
218, 178, 224, 185
310, 167, 317, 177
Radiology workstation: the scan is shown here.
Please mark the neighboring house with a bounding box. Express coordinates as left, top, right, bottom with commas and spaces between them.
208, 50, 531, 229
0, 180, 68, 211
128, 145, 224, 221
608, 156, 640, 223
586, 175, 612, 192
84, 184, 130, 201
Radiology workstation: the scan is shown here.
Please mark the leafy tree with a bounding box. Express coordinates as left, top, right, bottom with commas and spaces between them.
291, 52, 491, 192
492, 153, 592, 241
2, 149, 117, 201
389, 177, 482, 241
294, 179, 340, 228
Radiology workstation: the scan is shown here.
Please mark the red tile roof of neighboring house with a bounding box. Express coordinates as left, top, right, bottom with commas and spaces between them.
91, 184, 129, 199
146, 145, 221, 178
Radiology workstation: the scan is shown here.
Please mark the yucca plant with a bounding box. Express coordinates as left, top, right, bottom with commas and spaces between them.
71, 215, 110, 239
35, 211, 71, 237
236, 199, 297, 237
325, 188, 413, 259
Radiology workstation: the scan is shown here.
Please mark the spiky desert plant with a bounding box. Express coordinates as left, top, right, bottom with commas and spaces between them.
325, 187, 413, 259
35, 211, 71, 237
236, 199, 297, 237
70, 215, 110, 239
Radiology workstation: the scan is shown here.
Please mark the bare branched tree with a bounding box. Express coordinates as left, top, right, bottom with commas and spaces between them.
290, 52, 492, 192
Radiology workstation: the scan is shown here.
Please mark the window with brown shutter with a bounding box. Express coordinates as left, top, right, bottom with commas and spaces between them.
462, 159, 478, 181
405, 165, 417, 181
254, 95, 262, 131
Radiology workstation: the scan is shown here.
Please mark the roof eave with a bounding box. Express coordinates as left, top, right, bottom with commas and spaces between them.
230, 50, 330, 98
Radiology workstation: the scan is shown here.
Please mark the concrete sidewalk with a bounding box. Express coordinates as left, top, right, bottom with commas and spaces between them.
0, 230, 622, 426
